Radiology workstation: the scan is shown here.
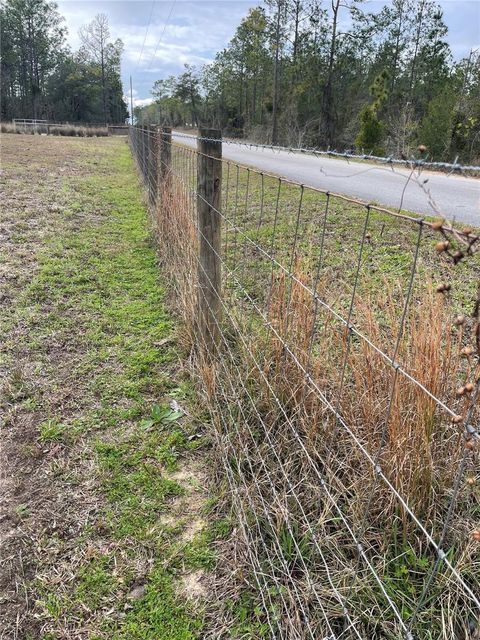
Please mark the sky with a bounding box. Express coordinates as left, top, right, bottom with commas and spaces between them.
57, 0, 480, 110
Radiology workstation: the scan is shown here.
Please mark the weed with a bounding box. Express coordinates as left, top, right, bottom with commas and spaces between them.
39, 419, 67, 442
15, 504, 31, 518
140, 403, 183, 431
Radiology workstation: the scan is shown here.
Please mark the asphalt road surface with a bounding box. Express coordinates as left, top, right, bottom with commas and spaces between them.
173, 132, 480, 226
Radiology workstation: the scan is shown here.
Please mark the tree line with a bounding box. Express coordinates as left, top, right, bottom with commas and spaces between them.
136, 0, 479, 163
1, 0, 128, 124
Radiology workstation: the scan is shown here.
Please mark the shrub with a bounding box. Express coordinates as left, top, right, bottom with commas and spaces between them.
0, 122, 109, 137
355, 104, 385, 155
1, 122, 16, 133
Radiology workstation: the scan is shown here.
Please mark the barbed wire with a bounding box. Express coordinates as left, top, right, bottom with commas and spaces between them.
171, 130, 480, 175
147, 127, 477, 244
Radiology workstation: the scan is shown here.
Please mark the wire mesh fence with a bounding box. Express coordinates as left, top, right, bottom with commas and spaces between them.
129, 124, 480, 640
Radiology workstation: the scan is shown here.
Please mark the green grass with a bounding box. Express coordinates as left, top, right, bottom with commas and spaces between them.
5, 136, 215, 639
39, 419, 68, 442
106, 569, 203, 640
75, 555, 118, 610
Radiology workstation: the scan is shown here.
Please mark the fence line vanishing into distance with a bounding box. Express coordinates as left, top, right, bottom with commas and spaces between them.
129, 124, 480, 640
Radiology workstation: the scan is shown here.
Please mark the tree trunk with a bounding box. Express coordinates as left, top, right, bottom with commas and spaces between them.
391, 0, 405, 94
409, 0, 426, 97
322, 0, 340, 147
190, 85, 198, 126
101, 50, 107, 124
293, 0, 300, 65
272, 0, 282, 145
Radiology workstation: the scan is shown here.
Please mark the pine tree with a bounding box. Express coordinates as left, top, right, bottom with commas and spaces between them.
355, 71, 388, 154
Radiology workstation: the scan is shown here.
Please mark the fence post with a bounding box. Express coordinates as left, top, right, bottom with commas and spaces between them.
197, 128, 222, 355
148, 124, 159, 206
160, 126, 172, 200
142, 125, 148, 187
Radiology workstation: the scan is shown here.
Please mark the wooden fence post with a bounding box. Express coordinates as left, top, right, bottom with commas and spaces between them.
148, 124, 159, 206
160, 126, 172, 199
141, 125, 147, 184
197, 128, 222, 355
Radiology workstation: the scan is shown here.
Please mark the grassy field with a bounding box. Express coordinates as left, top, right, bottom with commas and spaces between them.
0, 133, 221, 639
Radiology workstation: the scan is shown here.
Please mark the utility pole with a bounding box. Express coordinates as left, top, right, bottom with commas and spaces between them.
130, 75, 134, 125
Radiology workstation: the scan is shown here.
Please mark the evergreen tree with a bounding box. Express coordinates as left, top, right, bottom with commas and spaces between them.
135, 0, 479, 163
355, 71, 388, 154
418, 88, 455, 160
1, 3, 127, 123
0, 0, 66, 119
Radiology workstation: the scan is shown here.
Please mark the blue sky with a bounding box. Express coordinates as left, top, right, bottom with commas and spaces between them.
57, 0, 480, 109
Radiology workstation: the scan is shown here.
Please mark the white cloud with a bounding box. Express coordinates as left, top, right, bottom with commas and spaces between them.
124, 96, 154, 108
56, 0, 257, 99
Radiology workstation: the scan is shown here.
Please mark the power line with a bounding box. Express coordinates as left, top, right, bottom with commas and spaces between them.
130, 0, 171, 125
136, 0, 157, 70
145, 0, 176, 71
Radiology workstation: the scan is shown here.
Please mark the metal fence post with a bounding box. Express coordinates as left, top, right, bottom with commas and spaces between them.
197, 128, 222, 355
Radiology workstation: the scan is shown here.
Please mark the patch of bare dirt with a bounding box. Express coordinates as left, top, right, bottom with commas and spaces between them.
179, 570, 207, 602
168, 460, 208, 543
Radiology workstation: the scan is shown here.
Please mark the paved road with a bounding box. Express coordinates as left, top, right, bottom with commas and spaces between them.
173, 132, 480, 226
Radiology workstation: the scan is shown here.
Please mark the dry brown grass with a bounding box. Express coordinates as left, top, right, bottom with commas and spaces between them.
154, 176, 198, 351
0, 122, 109, 136
264, 264, 479, 518
1, 122, 16, 133
233, 260, 480, 636
48, 124, 108, 137
139, 136, 480, 638
348, 291, 478, 515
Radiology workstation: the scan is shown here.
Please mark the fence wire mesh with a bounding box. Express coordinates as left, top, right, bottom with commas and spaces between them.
129, 125, 480, 640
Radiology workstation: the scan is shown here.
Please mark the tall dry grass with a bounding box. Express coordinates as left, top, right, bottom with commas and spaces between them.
0, 122, 108, 137
48, 125, 108, 137
155, 176, 198, 348
231, 259, 479, 635
264, 264, 478, 522
1, 122, 17, 133
140, 148, 480, 638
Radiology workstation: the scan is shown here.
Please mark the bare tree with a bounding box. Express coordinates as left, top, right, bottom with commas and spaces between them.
79, 13, 110, 124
